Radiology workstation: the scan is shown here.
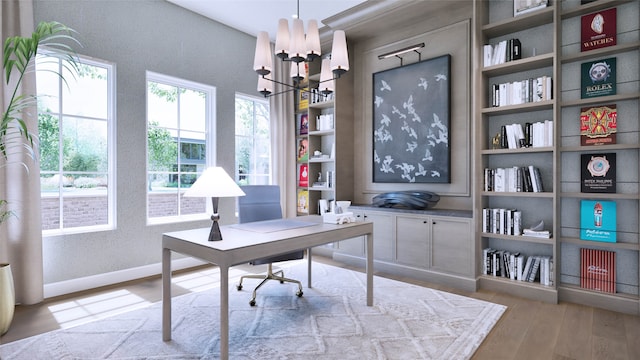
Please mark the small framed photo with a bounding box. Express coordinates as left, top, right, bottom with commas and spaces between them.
514, 0, 548, 17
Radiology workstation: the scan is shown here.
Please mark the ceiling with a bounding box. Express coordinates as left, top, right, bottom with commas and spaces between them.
167, 0, 367, 40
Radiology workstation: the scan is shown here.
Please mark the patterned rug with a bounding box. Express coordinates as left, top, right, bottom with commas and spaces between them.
0, 262, 505, 359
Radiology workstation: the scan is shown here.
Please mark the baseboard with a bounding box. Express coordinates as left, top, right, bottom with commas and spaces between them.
43, 257, 207, 299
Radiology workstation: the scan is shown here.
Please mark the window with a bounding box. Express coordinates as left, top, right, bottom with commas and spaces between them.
235, 94, 271, 185
146, 72, 216, 222
37, 55, 115, 233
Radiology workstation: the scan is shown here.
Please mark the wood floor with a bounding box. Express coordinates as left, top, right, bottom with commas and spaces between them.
2, 255, 639, 359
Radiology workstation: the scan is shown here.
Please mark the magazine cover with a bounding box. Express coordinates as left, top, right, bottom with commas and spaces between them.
580, 200, 617, 242
581, 7, 617, 52
580, 104, 617, 146
581, 153, 616, 193
581, 57, 616, 99
580, 248, 616, 293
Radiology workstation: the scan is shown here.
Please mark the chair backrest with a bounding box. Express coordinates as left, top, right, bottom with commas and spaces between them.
238, 185, 283, 224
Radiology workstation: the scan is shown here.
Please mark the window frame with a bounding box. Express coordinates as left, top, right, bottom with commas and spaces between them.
145, 71, 217, 225
39, 53, 117, 235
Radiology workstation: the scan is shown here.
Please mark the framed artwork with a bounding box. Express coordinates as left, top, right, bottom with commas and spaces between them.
372, 54, 451, 183
513, 0, 548, 17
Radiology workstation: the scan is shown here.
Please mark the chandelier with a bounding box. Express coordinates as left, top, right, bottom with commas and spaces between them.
253, 1, 349, 98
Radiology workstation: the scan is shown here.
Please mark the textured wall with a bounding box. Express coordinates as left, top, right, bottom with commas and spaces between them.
34, 0, 257, 283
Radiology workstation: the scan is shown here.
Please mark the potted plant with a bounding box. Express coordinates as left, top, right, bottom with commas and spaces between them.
1, 21, 79, 335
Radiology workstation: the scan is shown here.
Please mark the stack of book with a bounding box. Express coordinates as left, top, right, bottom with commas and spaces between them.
483, 38, 521, 67
483, 165, 544, 193
491, 75, 552, 107
482, 248, 554, 286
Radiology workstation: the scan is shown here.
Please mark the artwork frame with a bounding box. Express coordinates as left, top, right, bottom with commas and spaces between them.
372, 54, 451, 183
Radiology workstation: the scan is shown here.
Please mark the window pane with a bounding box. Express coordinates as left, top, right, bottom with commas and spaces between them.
148, 82, 178, 129
62, 64, 108, 119
36, 57, 60, 113
234, 95, 271, 185
179, 89, 206, 133
61, 117, 108, 172
38, 113, 60, 172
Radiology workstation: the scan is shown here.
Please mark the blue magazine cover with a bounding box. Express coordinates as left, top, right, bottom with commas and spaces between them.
580, 200, 616, 242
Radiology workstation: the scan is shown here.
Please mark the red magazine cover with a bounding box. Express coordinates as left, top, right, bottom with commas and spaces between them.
298, 164, 309, 187
580, 248, 616, 293
581, 8, 616, 52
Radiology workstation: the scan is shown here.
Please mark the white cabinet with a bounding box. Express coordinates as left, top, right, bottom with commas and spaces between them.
331, 207, 475, 291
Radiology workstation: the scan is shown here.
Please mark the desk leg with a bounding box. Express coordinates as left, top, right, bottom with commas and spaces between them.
307, 247, 312, 288
220, 265, 229, 360
366, 232, 373, 306
162, 247, 171, 341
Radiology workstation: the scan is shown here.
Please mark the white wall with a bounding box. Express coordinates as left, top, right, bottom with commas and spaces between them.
34, 0, 258, 285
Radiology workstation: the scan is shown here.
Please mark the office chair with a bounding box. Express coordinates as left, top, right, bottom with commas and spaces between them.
236, 185, 304, 306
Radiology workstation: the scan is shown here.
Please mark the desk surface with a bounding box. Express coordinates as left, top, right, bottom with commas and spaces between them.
163, 215, 372, 268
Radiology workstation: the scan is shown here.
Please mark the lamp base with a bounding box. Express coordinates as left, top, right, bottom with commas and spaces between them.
208, 197, 222, 241
208, 220, 222, 241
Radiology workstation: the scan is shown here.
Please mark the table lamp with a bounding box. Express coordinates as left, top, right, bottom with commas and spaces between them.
183, 167, 245, 241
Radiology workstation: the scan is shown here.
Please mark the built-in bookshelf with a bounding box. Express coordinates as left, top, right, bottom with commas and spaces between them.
473, 0, 558, 304
295, 56, 354, 216
474, 0, 640, 314
556, 0, 640, 314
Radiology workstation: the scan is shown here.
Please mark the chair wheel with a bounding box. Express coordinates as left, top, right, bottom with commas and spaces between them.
279, 280, 284, 284
236, 284, 243, 291
296, 290, 303, 297
249, 299, 256, 306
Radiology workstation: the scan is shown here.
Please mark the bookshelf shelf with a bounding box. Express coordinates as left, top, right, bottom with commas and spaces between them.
481, 191, 554, 198
560, 41, 640, 64
481, 233, 554, 245
481, 147, 553, 155
482, 53, 554, 77
559, 192, 639, 200
481, 100, 554, 115
559, 236, 639, 251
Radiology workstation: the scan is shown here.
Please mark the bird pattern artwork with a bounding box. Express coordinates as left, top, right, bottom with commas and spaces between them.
373, 54, 451, 183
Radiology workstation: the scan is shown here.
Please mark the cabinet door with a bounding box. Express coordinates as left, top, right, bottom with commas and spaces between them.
336, 210, 365, 256
363, 212, 393, 262
395, 215, 430, 268
430, 216, 472, 276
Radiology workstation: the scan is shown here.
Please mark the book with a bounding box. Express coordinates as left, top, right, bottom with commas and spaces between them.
298, 163, 309, 187
580, 248, 616, 293
581, 57, 616, 99
298, 113, 309, 135
527, 256, 541, 282
297, 137, 309, 162
580, 104, 617, 146
581, 8, 616, 52
296, 189, 309, 214
581, 153, 616, 193
580, 200, 616, 242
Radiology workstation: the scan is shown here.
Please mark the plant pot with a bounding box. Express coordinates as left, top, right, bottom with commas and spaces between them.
0, 263, 15, 335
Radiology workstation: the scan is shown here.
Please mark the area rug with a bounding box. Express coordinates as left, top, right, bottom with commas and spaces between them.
0, 262, 506, 359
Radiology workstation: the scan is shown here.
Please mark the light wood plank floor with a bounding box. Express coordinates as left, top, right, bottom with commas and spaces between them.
2, 256, 639, 359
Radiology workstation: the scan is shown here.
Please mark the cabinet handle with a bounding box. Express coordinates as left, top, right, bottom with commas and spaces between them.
424, 220, 428, 224
432, 221, 436, 224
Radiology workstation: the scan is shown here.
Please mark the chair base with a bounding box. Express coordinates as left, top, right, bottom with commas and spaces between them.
236, 263, 303, 306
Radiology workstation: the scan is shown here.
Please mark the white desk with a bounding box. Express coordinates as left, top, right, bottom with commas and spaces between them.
162, 215, 374, 360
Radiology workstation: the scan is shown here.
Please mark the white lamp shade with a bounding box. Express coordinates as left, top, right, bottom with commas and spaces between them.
183, 167, 245, 198
274, 18, 290, 58
319, 58, 334, 93
253, 31, 272, 75
289, 18, 306, 62
330, 30, 349, 74
305, 19, 321, 58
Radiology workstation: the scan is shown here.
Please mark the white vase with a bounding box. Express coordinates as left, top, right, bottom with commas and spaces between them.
0, 263, 15, 335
